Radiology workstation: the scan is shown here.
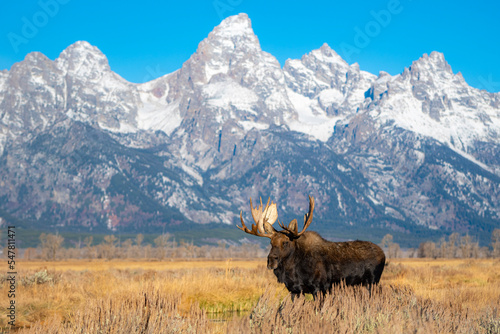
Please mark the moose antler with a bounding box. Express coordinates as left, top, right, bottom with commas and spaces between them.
238, 196, 314, 239
238, 197, 278, 238
278, 196, 315, 238
297, 195, 314, 237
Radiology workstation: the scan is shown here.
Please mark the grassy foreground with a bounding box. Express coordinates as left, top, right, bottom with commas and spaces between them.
1, 258, 499, 333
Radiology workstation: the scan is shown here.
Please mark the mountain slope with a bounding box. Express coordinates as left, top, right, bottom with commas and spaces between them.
0, 13, 499, 245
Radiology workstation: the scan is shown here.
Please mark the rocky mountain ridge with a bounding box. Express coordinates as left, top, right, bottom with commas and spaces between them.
0, 13, 499, 245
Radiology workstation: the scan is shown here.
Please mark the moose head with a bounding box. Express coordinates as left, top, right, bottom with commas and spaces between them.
238, 196, 315, 270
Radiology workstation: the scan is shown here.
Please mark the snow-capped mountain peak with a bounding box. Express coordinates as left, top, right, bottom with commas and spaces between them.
0, 13, 499, 242
211, 13, 257, 40
56, 41, 111, 78
363, 50, 500, 158
404, 51, 458, 87
410, 51, 451, 72
19, 51, 52, 67
188, 13, 271, 86
155, 14, 298, 168
309, 43, 348, 67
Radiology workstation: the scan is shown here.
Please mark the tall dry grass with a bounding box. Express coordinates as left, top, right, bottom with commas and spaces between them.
1, 259, 499, 333
1, 259, 281, 330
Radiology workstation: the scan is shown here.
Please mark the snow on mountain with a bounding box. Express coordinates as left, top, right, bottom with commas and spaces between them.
56, 41, 112, 80
5, 14, 496, 153
1, 13, 498, 149
56, 42, 142, 133
0, 51, 65, 142
283, 43, 376, 141
0, 13, 499, 241
181, 12, 294, 124
366, 51, 500, 156
0, 14, 498, 170
203, 81, 260, 117
136, 13, 302, 168
135, 73, 183, 135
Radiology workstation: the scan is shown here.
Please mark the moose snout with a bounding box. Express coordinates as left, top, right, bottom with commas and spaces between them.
267, 255, 278, 270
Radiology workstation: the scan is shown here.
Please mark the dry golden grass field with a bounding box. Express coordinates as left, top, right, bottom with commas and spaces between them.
1, 258, 500, 333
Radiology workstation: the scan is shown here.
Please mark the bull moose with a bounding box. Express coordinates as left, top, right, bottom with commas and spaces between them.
238, 196, 386, 299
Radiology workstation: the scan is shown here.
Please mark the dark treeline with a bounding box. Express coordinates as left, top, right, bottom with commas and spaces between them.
416, 230, 500, 259
17, 233, 267, 260
3, 229, 500, 260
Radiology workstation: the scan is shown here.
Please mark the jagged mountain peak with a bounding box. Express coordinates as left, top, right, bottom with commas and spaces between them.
59, 41, 106, 58
309, 43, 348, 67
180, 13, 271, 86
420, 51, 447, 65
408, 51, 453, 77
20, 51, 52, 66
213, 13, 255, 38
61, 40, 101, 53
56, 40, 111, 77
364, 48, 500, 158
378, 71, 391, 78
200, 13, 261, 54
6, 51, 55, 78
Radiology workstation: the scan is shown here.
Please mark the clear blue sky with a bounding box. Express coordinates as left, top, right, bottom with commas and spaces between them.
1, 0, 499, 92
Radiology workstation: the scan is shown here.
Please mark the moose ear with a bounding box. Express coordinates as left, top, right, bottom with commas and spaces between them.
263, 221, 276, 234
288, 219, 298, 234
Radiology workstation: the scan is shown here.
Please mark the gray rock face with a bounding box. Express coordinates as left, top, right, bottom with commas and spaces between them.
0, 14, 499, 244
283, 43, 375, 117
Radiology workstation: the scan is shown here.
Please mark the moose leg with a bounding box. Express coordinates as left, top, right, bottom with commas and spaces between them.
316, 291, 327, 309
362, 269, 375, 297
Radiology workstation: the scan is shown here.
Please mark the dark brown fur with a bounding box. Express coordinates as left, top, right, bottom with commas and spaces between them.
267, 231, 386, 299
238, 196, 386, 299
